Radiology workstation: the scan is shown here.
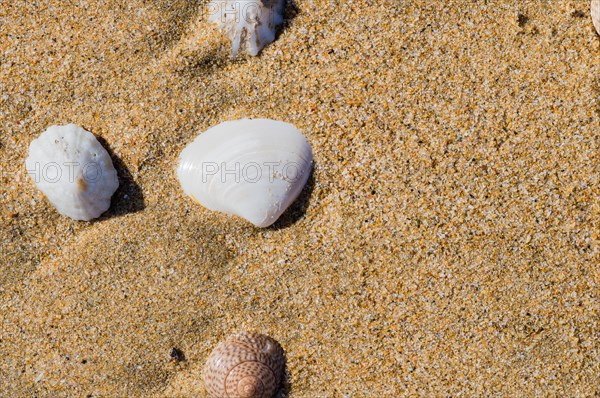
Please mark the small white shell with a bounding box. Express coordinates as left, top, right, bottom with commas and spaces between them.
207, 0, 285, 56
592, 0, 600, 35
177, 119, 312, 228
25, 124, 119, 221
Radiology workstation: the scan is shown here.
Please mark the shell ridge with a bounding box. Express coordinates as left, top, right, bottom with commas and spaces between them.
204, 332, 285, 398
224, 360, 275, 397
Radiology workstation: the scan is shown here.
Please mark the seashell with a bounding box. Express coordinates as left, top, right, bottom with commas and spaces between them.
177, 118, 313, 228
203, 332, 285, 398
25, 124, 119, 221
592, 0, 600, 35
207, 0, 285, 56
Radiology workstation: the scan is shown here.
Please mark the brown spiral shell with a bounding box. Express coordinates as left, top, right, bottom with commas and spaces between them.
593, 0, 600, 35
203, 332, 285, 398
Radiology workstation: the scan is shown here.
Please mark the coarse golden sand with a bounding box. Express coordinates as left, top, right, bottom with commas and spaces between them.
1, 0, 600, 396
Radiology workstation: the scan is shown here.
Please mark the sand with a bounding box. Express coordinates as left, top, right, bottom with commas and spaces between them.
1, 0, 599, 396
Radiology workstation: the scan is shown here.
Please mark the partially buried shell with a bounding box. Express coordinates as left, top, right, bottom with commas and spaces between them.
177, 118, 313, 228
203, 332, 285, 398
207, 0, 285, 56
25, 124, 119, 221
592, 0, 600, 35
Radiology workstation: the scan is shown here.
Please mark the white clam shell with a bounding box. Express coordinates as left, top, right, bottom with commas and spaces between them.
208, 0, 285, 56
177, 119, 313, 228
592, 0, 600, 35
25, 124, 119, 221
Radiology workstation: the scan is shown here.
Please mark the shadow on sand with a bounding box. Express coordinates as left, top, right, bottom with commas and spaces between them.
269, 162, 316, 230
94, 135, 145, 221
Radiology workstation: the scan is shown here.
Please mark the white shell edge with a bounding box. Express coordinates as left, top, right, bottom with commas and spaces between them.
592, 0, 600, 35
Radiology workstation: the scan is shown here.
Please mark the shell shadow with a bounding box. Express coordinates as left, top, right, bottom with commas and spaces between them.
177, 46, 232, 79
275, 363, 292, 398
279, 0, 300, 37
94, 135, 145, 220
269, 163, 316, 230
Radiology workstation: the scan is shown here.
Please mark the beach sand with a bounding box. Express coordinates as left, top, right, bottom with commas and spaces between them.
1, 0, 600, 396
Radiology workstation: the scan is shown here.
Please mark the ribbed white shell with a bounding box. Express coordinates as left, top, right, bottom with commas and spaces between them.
592, 0, 600, 35
208, 0, 285, 56
25, 124, 119, 221
177, 119, 312, 228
